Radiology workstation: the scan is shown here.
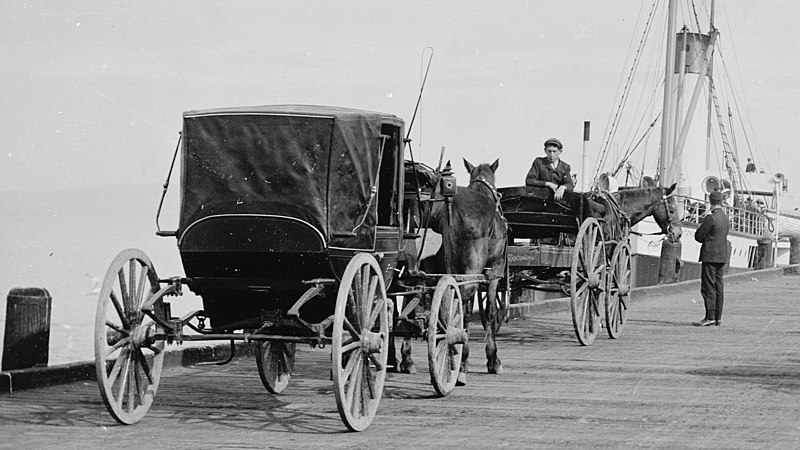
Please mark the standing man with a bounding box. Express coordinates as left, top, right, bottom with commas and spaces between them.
525, 138, 574, 200
694, 190, 730, 326
745, 158, 757, 173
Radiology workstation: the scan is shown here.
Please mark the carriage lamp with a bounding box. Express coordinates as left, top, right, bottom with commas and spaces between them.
440, 161, 457, 197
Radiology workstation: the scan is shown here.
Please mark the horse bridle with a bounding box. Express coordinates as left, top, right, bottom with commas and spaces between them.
629, 193, 681, 238
470, 177, 501, 203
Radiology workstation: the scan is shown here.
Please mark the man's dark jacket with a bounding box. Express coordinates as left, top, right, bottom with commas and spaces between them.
694, 207, 729, 263
525, 157, 574, 190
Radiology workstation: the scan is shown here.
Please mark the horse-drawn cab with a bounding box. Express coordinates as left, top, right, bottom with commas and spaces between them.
95, 104, 475, 431
173, 105, 406, 330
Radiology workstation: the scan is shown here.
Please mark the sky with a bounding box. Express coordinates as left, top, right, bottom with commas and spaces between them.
2, 1, 799, 207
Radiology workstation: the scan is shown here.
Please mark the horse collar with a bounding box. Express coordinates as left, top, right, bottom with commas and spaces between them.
472, 177, 498, 200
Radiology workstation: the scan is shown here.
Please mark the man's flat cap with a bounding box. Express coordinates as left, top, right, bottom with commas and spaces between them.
544, 138, 563, 149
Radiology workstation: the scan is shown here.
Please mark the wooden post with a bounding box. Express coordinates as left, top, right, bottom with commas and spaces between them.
658, 241, 682, 284
2, 287, 51, 371
756, 238, 775, 269
790, 235, 800, 265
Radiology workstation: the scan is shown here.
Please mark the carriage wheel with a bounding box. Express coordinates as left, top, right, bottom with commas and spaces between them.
332, 253, 390, 432
427, 275, 465, 397
94, 248, 165, 425
569, 218, 606, 346
255, 341, 296, 394
605, 242, 631, 339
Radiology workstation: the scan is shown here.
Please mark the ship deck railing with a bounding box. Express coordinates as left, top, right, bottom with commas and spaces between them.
679, 196, 772, 238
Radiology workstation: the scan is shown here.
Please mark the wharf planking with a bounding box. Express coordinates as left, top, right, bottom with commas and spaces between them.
1, 273, 799, 448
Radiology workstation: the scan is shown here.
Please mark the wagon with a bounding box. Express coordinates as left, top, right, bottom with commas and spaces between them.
94, 105, 470, 431
496, 186, 632, 345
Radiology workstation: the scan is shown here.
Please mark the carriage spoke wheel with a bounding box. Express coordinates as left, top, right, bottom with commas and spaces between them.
94, 248, 165, 425
570, 218, 606, 346
427, 276, 465, 397
606, 242, 631, 339
332, 253, 389, 432
256, 341, 296, 394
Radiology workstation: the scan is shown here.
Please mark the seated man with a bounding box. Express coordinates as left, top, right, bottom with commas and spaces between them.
525, 137, 574, 200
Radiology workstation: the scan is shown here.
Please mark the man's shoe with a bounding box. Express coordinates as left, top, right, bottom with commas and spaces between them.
694, 318, 715, 327
715, 320, 722, 326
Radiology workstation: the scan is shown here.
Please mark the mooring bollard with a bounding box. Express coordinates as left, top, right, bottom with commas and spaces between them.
2, 287, 52, 371
658, 240, 682, 284
790, 235, 800, 265
756, 238, 775, 270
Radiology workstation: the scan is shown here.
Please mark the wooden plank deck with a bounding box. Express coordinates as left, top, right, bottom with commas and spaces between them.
1, 271, 799, 448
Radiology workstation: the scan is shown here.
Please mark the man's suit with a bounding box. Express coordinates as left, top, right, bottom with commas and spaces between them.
525, 157, 574, 190
694, 206, 730, 321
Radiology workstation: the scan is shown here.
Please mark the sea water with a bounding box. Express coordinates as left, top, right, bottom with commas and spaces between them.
0, 185, 202, 366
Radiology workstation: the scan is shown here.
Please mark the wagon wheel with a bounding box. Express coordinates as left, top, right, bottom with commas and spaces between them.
569, 218, 606, 346
605, 242, 631, 339
255, 341, 296, 394
332, 253, 390, 432
427, 275, 465, 397
94, 248, 165, 425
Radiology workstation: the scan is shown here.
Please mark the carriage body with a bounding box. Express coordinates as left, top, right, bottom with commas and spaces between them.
176, 105, 406, 330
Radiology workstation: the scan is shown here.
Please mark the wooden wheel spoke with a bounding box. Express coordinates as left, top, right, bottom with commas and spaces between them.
109, 291, 131, 330
365, 295, 381, 330
341, 348, 361, 383
346, 290, 362, 331
368, 353, 384, 372
118, 268, 130, 312
134, 348, 154, 385
135, 266, 149, 320
340, 340, 360, 354
105, 337, 131, 358
364, 357, 377, 399
128, 260, 137, 312
105, 320, 129, 336
115, 352, 132, 408
343, 316, 360, 342
345, 355, 363, 413
107, 350, 126, 386
364, 275, 378, 324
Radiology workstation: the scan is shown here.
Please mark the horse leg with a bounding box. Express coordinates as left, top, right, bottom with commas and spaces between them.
484, 278, 503, 374
399, 337, 416, 374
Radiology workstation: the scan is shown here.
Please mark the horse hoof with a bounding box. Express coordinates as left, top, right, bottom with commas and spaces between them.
400, 360, 416, 375
488, 362, 503, 375
456, 372, 467, 386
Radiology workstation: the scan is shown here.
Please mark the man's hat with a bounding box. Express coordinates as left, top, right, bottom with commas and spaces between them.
709, 191, 724, 203
544, 138, 563, 150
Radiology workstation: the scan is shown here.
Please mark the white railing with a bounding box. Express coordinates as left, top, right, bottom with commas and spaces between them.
679, 196, 772, 237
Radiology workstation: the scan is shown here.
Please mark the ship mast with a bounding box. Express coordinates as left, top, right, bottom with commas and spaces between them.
657, 0, 678, 187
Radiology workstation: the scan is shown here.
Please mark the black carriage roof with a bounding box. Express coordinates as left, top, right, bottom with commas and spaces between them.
183, 104, 404, 126
178, 104, 405, 251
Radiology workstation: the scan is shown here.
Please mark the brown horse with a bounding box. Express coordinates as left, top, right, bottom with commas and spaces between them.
389, 159, 507, 384
429, 158, 508, 382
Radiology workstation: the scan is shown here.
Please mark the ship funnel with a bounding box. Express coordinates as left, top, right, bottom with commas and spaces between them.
701, 176, 721, 194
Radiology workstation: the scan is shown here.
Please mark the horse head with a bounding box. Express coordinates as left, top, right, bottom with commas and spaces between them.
463, 158, 500, 197
615, 183, 682, 242
652, 183, 683, 242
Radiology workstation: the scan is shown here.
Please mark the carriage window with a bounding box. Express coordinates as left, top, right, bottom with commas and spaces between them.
377, 125, 400, 226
